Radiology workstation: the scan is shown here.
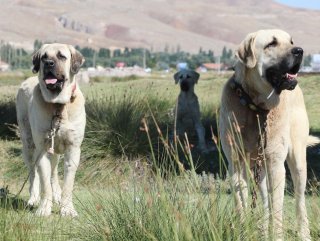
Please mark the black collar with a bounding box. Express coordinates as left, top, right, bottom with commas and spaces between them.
230, 77, 269, 116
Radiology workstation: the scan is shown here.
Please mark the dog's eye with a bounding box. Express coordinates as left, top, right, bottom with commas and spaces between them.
57, 52, 67, 60
41, 53, 48, 61
265, 39, 278, 49
290, 39, 294, 45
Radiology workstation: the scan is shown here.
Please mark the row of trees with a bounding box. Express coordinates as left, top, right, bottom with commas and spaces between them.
74, 44, 237, 69
0, 39, 313, 70
0, 40, 237, 70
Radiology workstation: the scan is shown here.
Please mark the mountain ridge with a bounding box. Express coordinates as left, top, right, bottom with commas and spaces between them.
0, 0, 319, 54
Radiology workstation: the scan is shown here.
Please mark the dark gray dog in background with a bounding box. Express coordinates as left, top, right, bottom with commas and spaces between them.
173, 70, 207, 152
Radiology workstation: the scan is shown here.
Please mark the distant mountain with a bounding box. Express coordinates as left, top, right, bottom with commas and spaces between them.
0, 0, 320, 54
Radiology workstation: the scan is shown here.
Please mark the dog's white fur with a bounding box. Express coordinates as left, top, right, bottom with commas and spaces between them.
174, 70, 206, 151
16, 44, 85, 217
219, 29, 319, 240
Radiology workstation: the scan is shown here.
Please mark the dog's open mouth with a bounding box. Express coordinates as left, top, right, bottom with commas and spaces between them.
266, 61, 301, 94
278, 63, 300, 91
44, 72, 64, 91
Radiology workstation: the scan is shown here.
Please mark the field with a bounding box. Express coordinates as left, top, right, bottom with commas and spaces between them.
0, 71, 320, 240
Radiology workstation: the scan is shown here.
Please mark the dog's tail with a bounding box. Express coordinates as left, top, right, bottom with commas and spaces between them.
307, 135, 320, 147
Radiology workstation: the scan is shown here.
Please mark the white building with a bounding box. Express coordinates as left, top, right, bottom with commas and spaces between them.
0, 61, 9, 71
311, 54, 320, 72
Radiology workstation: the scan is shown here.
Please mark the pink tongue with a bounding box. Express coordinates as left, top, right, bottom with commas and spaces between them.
45, 78, 58, 84
286, 73, 297, 80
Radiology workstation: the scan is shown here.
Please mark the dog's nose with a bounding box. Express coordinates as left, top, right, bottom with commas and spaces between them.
44, 59, 55, 68
291, 47, 303, 57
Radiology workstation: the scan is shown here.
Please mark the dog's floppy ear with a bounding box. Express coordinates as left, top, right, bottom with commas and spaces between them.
32, 44, 49, 74
32, 49, 41, 74
68, 45, 85, 74
193, 71, 200, 84
174, 71, 181, 84
236, 32, 257, 68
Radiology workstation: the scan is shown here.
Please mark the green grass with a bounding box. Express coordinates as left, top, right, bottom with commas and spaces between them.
0, 71, 320, 240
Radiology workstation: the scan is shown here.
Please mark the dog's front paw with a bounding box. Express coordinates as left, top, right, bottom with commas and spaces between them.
35, 200, 52, 216
27, 196, 40, 207
60, 203, 78, 217
52, 186, 62, 205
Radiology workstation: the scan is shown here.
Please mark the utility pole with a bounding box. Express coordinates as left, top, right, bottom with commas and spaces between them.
143, 48, 146, 69
93, 50, 96, 68
217, 55, 221, 74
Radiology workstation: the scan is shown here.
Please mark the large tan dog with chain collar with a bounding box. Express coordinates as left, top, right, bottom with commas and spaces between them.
16, 44, 85, 217
219, 29, 320, 240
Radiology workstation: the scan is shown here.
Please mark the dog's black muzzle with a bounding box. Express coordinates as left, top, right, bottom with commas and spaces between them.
180, 80, 190, 92
43, 69, 65, 92
265, 47, 303, 94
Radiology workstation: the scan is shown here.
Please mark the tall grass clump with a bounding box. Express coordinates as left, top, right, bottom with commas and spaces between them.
0, 97, 18, 139
73, 165, 270, 241
83, 91, 173, 160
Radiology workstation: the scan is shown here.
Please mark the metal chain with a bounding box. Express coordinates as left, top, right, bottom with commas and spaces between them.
47, 104, 63, 154
251, 114, 268, 209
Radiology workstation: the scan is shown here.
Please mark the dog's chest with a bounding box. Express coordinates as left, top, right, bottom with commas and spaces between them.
46, 113, 84, 154
177, 95, 199, 118
52, 123, 75, 153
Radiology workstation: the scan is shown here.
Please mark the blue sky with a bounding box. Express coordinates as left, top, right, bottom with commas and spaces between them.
275, 0, 320, 10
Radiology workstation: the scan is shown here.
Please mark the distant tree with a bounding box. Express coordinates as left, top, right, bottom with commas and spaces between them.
113, 49, 122, 58
164, 44, 169, 53
227, 49, 233, 59
98, 48, 111, 58
208, 50, 215, 62
33, 40, 43, 51
176, 44, 181, 53
221, 46, 228, 61
303, 54, 312, 67
123, 47, 130, 57
80, 47, 95, 58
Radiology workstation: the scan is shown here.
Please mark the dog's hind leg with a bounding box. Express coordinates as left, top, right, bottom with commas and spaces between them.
51, 154, 61, 205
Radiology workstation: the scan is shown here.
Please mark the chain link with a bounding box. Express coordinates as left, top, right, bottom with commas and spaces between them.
251, 114, 268, 209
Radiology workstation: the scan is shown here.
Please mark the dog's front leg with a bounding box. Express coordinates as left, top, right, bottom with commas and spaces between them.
60, 146, 80, 217
35, 150, 53, 216
287, 146, 311, 241
51, 154, 62, 205
259, 166, 270, 238
267, 159, 286, 240
195, 121, 207, 152
229, 160, 249, 217
24, 150, 40, 206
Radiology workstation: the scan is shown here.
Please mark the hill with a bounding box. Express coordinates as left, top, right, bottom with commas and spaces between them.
0, 0, 320, 53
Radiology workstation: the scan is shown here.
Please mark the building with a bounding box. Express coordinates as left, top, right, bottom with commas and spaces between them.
197, 63, 224, 72
311, 54, 320, 72
0, 61, 9, 71
176, 62, 188, 70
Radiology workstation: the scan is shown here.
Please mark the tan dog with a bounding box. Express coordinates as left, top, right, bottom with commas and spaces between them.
219, 29, 319, 240
174, 70, 207, 152
16, 44, 85, 217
